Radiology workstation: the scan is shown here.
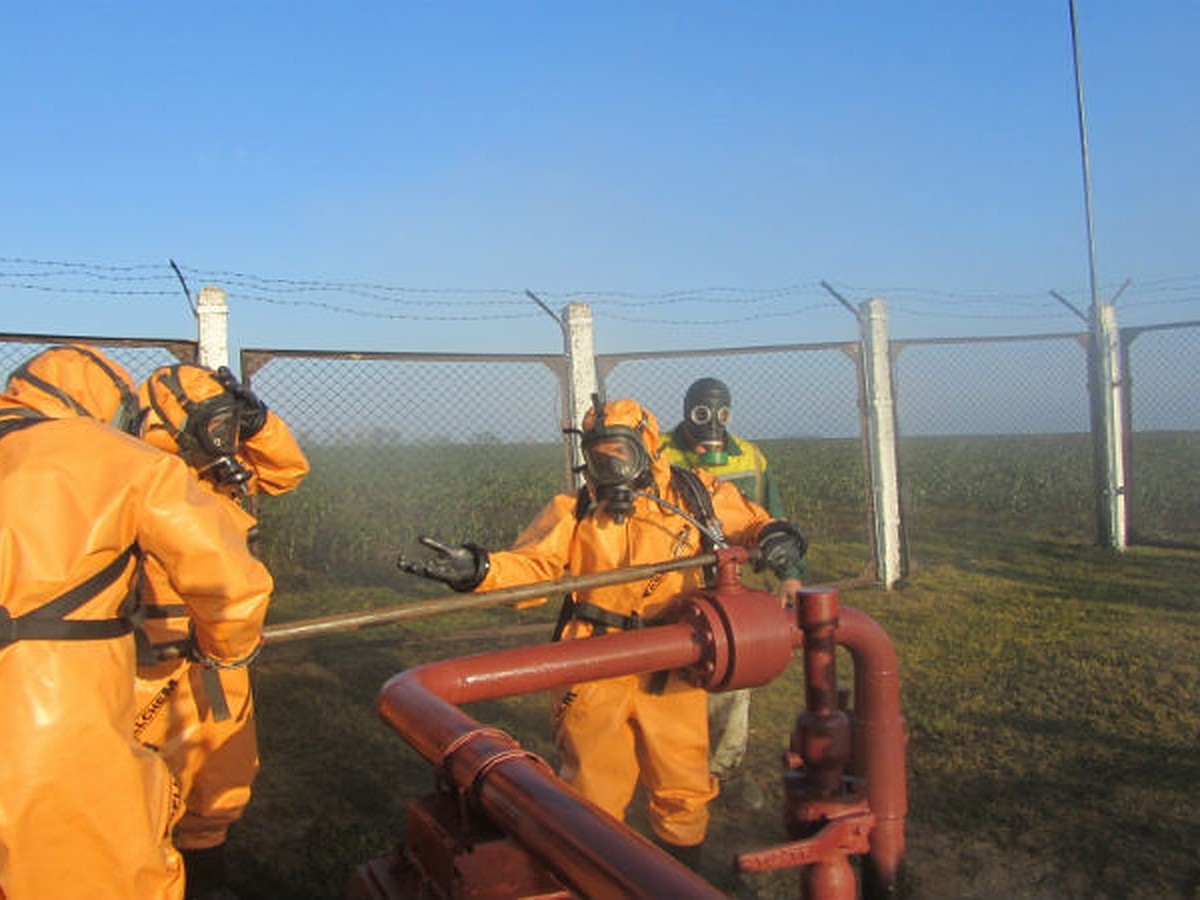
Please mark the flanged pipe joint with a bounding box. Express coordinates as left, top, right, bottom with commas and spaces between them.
674, 546, 800, 693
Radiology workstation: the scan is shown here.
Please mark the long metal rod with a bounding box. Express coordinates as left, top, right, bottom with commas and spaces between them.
262, 552, 718, 644
1068, 0, 1101, 316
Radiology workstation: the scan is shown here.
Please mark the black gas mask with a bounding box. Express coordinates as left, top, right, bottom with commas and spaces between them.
682, 378, 732, 466
573, 396, 654, 524
189, 398, 251, 490
148, 366, 252, 492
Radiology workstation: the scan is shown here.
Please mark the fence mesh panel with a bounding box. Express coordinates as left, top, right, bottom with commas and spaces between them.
0, 336, 195, 389
893, 335, 1095, 550
242, 351, 569, 586
2, 318, 1197, 589
1125, 322, 1200, 544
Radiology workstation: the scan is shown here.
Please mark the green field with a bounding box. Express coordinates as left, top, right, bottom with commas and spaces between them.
228, 435, 1199, 898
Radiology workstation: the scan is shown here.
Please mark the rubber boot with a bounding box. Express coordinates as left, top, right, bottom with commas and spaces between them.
182, 843, 238, 900
654, 837, 704, 872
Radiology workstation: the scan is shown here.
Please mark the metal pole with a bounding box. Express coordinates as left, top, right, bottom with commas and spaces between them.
1069, 0, 1127, 549
1069, 0, 1101, 316
263, 552, 718, 644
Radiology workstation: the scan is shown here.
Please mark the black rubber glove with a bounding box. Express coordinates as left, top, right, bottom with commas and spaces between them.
215, 366, 268, 439
754, 520, 808, 580
397, 536, 490, 592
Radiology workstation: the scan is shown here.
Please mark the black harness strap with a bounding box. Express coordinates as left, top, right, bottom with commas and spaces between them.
1, 410, 144, 649
1, 545, 141, 648
0, 411, 50, 440
25, 545, 139, 623
569, 600, 644, 635
669, 465, 719, 587
668, 465, 716, 535
550, 593, 577, 642
551, 466, 721, 643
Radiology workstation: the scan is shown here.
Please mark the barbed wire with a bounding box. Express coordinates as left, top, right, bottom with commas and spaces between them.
2, 256, 1197, 328
228, 290, 538, 322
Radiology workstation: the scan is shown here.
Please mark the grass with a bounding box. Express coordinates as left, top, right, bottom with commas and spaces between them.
222, 435, 1199, 898
225, 530, 1199, 899
846, 539, 1199, 900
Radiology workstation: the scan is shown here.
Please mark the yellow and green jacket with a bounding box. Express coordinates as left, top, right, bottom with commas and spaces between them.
661, 425, 784, 517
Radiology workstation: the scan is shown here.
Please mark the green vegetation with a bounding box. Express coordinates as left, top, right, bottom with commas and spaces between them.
255, 442, 565, 588
229, 435, 1199, 899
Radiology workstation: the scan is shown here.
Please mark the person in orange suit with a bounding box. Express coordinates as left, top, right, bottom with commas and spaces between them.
398, 396, 806, 871
134, 363, 308, 899
0, 345, 272, 900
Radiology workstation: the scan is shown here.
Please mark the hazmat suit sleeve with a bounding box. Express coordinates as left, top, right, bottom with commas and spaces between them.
475, 492, 579, 606
138, 449, 273, 663
708, 472, 807, 582
702, 471, 776, 546
240, 410, 310, 496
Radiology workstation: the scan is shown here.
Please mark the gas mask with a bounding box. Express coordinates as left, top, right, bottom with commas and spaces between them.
575, 396, 654, 524
683, 378, 732, 466
187, 397, 250, 489
146, 366, 252, 491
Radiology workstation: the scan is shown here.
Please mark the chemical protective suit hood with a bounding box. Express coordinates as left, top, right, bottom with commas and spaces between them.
3, 343, 140, 432
139, 364, 234, 452
580, 396, 672, 495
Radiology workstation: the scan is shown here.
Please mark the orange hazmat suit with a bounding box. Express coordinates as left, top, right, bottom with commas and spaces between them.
474, 398, 778, 849
133, 364, 308, 853
0, 345, 273, 900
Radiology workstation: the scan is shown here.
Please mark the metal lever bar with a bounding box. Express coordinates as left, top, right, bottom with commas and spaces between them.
263, 552, 719, 644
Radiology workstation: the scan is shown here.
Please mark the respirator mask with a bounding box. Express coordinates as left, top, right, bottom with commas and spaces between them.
186, 395, 251, 490
148, 367, 253, 492
683, 379, 731, 466
574, 397, 654, 524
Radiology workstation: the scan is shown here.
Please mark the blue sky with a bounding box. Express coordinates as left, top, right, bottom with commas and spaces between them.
2, 2, 1198, 356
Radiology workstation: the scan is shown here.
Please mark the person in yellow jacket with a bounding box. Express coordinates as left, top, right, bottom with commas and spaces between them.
661, 377, 805, 813
398, 396, 806, 870
133, 363, 309, 899
0, 345, 272, 900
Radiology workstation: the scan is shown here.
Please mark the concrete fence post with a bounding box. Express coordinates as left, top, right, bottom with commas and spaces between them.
1089, 303, 1127, 549
562, 302, 598, 491
860, 298, 904, 588
196, 285, 230, 370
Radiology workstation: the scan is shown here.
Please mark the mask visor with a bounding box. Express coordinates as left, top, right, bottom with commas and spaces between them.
193, 400, 242, 458
584, 432, 648, 487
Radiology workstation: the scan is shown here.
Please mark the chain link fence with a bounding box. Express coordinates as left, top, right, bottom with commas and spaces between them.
240, 348, 571, 586
597, 343, 871, 583
0, 334, 196, 389
1124, 322, 1200, 544
2, 318, 1196, 590
893, 334, 1094, 549
231, 341, 876, 588
891, 324, 1200, 555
